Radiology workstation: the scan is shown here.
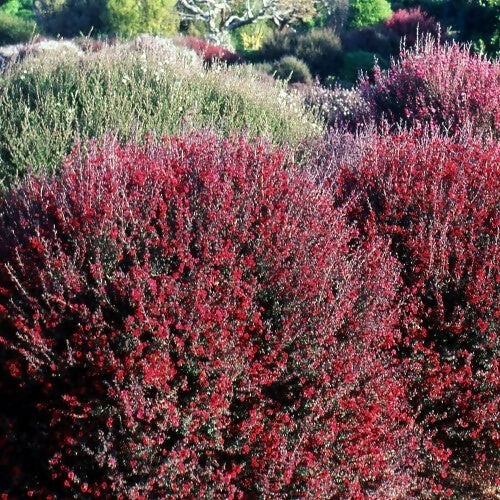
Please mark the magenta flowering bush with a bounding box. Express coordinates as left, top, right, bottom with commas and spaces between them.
0, 132, 426, 497
175, 36, 242, 65
385, 8, 441, 46
361, 37, 500, 136
309, 127, 499, 495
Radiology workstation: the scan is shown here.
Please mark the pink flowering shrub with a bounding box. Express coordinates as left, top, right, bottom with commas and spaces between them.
0, 133, 424, 497
310, 129, 499, 493
175, 36, 242, 65
385, 8, 441, 46
361, 38, 500, 136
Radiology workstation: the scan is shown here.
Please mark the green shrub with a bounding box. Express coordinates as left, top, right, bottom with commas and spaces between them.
295, 28, 342, 79
33, 0, 106, 37
0, 43, 322, 184
339, 50, 378, 83
0, 0, 35, 20
349, 0, 392, 29
258, 28, 342, 81
258, 29, 298, 62
0, 11, 36, 44
272, 55, 312, 84
105, 0, 178, 38
341, 25, 398, 56
252, 61, 273, 75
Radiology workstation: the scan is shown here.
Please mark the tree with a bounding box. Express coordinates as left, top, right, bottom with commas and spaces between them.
0, 0, 35, 20
349, 0, 392, 29
177, 0, 317, 45
34, 0, 179, 37
34, 0, 106, 36
106, 0, 178, 37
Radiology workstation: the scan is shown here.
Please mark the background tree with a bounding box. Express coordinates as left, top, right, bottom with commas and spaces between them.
177, 0, 318, 45
349, 0, 392, 29
0, 0, 34, 19
34, 0, 179, 37
34, 0, 105, 37
106, 0, 178, 37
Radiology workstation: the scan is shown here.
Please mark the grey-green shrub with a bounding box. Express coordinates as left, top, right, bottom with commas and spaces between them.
295, 29, 342, 79
259, 29, 298, 62
258, 28, 342, 81
0, 39, 322, 185
272, 55, 313, 84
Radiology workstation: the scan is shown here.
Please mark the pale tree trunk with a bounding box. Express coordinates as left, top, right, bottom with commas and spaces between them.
177, 0, 301, 45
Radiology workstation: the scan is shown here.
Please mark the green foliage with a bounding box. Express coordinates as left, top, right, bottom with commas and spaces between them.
258, 28, 342, 81
105, 0, 178, 37
33, 0, 106, 37
0, 0, 35, 20
259, 29, 298, 62
34, 0, 179, 38
453, 0, 500, 55
338, 50, 379, 83
0, 10, 36, 44
0, 45, 321, 184
295, 29, 342, 79
231, 19, 272, 54
349, 0, 392, 28
272, 55, 313, 84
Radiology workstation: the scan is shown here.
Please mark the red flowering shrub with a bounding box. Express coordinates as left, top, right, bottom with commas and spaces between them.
310, 129, 499, 493
361, 38, 500, 136
385, 8, 441, 46
0, 133, 423, 497
175, 36, 242, 65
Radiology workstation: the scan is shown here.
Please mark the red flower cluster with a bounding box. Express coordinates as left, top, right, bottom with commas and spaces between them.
175, 36, 242, 66
361, 38, 500, 136
310, 128, 499, 491
385, 8, 441, 46
0, 134, 423, 497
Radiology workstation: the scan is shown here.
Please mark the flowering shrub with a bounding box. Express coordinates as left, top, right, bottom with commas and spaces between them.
385, 8, 441, 46
310, 129, 499, 494
361, 37, 500, 136
0, 44, 320, 185
292, 82, 370, 130
0, 133, 423, 497
175, 36, 242, 65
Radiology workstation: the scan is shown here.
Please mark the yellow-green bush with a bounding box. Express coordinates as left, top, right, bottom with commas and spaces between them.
105, 0, 178, 38
0, 11, 37, 44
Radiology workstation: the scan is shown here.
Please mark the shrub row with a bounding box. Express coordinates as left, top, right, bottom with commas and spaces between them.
292, 37, 498, 137
255, 7, 442, 86
0, 132, 423, 497
305, 128, 499, 494
0, 39, 321, 186
362, 37, 500, 136
1, 127, 498, 496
